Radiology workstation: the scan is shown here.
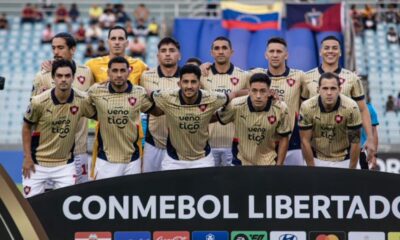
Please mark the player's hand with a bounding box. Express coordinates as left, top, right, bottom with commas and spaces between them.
268, 90, 280, 101
41, 60, 53, 72
22, 157, 35, 179
365, 140, 377, 169
200, 62, 212, 76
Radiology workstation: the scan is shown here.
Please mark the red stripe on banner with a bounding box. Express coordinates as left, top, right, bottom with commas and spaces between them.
222, 20, 279, 30
32, 132, 40, 137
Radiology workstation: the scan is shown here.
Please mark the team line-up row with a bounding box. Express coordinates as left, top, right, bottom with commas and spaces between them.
20, 26, 378, 198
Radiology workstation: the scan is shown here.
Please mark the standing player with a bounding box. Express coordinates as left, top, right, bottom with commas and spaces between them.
299, 72, 362, 168
22, 60, 96, 197
216, 73, 291, 166
200, 36, 250, 166
302, 35, 376, 167
85, 26, 148, 177
32, 32, 94, 184
140, 37, 181, 172
251, 37, 307, 166
88, 57, 155, 179
150, 64, 242, 170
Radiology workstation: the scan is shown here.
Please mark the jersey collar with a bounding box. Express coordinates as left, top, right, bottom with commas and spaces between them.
318, 95, 341, 113
211, 63, 234, 75
178, 89, 202, 105
247, 96, 272, 112
51, 88, 74, 105
157, 66, 180, 78
108, 81, 133, 93
267, 67, 290, 77
318, 65, 342, 75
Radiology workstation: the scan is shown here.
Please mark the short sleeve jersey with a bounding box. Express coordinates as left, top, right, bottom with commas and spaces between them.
24, 89, 96, 167
298, 94, 362, 161
152, 89, 228, 160
217, 96, 291, 166
140, 66, 180, 148
201, 63, 250, 148
88, 81, 153, 163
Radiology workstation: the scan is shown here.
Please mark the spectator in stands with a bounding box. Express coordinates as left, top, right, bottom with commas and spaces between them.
74, 22, 86, 43
186, 57, 202, 66
21, 3, 36, 24
84, 43, 95, 58
115, 4, 130, 24
134, 4, 149, 24
41, 0, 54, 16
88, 4, 103, 24
386, 95, 396, 112
96, 39, 108, 57
133, 19, 148, 38
385, 4, 400, 24
69, 3, 80, 23
396, 92, 400, 111
55, 4, 69, 23
148, 18, 159, 36
99, 9, 116, 29
125, 21, 134, 36
33, 4, 44, 22
0, 13, 9, 30
128, 36, 146, 59
41, 23, 54, 43
363, 13, 376, 31
350, 4, 363, 35
362, 4, 375, 19
85, 22, 102, 42
104, 3, 115, 14
387, 27, 399, 44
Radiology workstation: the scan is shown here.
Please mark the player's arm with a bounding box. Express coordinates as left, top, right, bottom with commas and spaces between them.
41, 60, 53, 72
347, 127, 361, 169
356, 100, 376, 167
276, 104, 291, 165
199, 62, 212, 76
299, 129, 314, 166
213, 102, 235, 124
145, 90, 164, 116
277, 136, 289, 166
22, 122, 35, 178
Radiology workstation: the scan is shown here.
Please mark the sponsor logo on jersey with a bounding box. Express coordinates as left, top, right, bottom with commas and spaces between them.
128, 97, 137, 106
335, 114, 343, 124
70, 106, 79, 115
153, 231, 190, 240
77, 76, 86, 84
199, 104, 208, 112
107, 108, 130, 129
268, 115, 277, 124
231, 77, 239, 86
287, 78, 296, 87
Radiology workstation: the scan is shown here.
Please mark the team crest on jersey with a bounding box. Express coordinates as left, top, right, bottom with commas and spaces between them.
287, 78, 296, 87
339, 78, 346, 85
77, 76, 85, 84
268, 115, 277, 124
128, 97, 137, 106
335, 114, 343, 123
70, 106, 79, 115
199, 104, 208, 112
230, 77, 239, 86
23, 186, 31, 195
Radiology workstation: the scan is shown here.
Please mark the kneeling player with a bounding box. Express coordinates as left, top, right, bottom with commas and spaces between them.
22, 60, 96, 197
299, 72, 362, 169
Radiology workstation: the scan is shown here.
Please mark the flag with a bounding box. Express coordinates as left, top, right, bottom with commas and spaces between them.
221, 2, 282, 31
286, 3, 343, 32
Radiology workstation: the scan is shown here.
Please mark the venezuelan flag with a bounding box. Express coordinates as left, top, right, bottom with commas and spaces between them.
221, 2, 282, 31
